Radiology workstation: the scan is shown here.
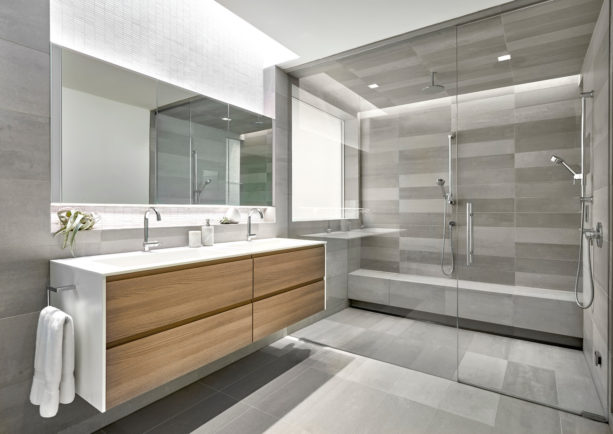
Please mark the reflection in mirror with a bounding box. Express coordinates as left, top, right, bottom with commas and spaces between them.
52, 45, 273, 206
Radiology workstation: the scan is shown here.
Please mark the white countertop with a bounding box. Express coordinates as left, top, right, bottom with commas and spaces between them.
51, 238, 325, 277
302, 227, 401, 239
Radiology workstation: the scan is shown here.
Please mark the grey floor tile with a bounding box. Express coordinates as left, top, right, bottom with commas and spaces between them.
145, 392, 247, 434
337, 357, 452, 408
438, 382, 501, 426
102, 382, 216, 434
459, 351, 508, 390
494, 396, 561, 434
220, 346, 314, 402
328, 307, 386, 329
465, 330, 512, 359
199, 349, 279, 391
502, 361, 558, 406
341, 329, 395, 356
427, 409, 494, 434
409, 343, 458, 380
368, 334, 424, 368
555, 371, 605, 416
275, 376, 391, 434
241, 367, 335, 418
213, 408, 303, 434
368, 313, 415, 336
559, 411, 609, 434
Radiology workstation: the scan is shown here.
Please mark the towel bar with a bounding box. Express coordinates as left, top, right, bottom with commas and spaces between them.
47, 284, 76, 306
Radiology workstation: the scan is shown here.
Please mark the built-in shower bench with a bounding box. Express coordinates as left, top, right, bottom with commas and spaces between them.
348, 269, 582, 346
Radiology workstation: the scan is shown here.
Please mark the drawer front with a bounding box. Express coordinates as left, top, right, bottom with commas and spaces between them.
253, 280, 325, 341
253, 246, 325, 298
106, 304, 252, 408
106, 259, 252, 345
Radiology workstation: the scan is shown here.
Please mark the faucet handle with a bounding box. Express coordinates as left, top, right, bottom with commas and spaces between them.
143, 241, 160, 252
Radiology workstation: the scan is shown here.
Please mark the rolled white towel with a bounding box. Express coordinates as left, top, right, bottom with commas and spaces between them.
59, 313, 75, 405
30, 306, 56, 406
40, 310, 65, 418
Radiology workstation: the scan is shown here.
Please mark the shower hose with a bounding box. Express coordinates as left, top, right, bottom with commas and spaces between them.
440, 199, 454, 276
575, 200, 595, 309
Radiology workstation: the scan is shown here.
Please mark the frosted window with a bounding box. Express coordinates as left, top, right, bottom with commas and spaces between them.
292, 98, 344, 221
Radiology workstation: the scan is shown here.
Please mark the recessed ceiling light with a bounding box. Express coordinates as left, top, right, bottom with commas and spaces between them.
498, 54, 511, 62
221, 117, 232, 121
368, 83, 379, 89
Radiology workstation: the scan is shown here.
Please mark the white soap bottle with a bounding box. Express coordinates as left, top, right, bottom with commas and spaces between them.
202, 219, 214, 246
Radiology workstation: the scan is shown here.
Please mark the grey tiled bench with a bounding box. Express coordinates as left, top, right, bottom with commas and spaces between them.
348, 269, 581, 339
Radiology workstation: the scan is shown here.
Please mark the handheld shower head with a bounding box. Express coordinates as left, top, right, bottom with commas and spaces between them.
436, 178, 447, 198
550, 155, 579, 179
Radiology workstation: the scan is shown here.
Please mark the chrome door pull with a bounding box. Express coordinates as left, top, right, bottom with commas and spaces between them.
466, 202, 473, 266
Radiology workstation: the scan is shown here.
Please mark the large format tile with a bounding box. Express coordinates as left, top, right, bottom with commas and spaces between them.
494, 396, 561, 434
426, 409, 494, 434
0, 39, 49, 116
501, 361, 558, 405
102, 382, 216, 434
145, 392, 247, 434
458, 351, 508, 390
439, 382, 500, 426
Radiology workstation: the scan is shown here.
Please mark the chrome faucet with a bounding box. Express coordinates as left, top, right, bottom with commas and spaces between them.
143, 207, 161, 252
247, 208, 264, 241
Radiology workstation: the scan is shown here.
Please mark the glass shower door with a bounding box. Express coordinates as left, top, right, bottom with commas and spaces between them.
455, 0, 608, 419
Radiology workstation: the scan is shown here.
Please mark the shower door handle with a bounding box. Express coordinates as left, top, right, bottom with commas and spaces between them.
466, 202, 473, 266
191, 149, 198, 203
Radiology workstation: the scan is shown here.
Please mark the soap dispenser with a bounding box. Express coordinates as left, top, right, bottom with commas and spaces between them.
202, 219, 214, 246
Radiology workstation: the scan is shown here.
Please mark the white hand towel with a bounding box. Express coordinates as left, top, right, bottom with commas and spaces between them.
40, 310, 65, 418
59, 314, 75, 405
30, 306, 56, 405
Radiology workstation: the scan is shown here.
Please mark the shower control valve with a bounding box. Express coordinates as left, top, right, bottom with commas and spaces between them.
583, 222, 603, 248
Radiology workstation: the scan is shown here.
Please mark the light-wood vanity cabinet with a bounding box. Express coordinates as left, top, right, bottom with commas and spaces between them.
52, 243, 326, 411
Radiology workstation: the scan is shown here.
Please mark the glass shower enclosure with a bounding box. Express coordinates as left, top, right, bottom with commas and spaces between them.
291, 0, 610, 421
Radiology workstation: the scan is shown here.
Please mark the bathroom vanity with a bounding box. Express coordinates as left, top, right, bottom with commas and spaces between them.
49, 238, 325, 412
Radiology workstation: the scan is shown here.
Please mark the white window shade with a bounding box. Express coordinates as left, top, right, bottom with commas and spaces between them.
292, 98, 344, 221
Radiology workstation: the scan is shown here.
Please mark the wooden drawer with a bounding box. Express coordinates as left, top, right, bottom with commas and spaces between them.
106, 258, 252, 345
253, 246, 325, 298
106, 304, 252, 408
253, 280, 325, 341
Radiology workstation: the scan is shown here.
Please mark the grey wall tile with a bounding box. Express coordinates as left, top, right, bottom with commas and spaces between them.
0, 0, 49, 53
0, 39, 49, 117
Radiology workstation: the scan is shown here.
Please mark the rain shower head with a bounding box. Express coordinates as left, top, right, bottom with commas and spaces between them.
550, 155, 580, 179
422, 72, 445, 95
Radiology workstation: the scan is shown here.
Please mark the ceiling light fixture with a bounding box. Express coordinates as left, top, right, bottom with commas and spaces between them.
498, 54, 511, 62
367, 83, 379, 89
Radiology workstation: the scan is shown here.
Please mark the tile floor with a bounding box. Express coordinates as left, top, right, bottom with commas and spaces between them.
99, 333, 609, 433
293, 308, 605, 418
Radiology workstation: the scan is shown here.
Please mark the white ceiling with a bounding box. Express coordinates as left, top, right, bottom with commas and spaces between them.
215, 0, 513, 68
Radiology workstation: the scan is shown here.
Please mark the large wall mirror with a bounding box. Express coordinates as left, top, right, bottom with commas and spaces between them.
51, 45, 273, 206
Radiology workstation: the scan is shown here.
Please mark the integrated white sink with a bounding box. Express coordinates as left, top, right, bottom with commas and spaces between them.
92, 249, 220, 269
51, 238, 325, 276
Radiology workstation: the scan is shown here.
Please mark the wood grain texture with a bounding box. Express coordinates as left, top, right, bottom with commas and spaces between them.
106, 304, 252, 408
106, 259, 253, 345
253, 280, 325, 341
253, 246, 325, 298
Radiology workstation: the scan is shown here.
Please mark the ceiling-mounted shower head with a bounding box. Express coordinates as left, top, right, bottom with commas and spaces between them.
550, 154, 579, 179
422, 72, 445, 95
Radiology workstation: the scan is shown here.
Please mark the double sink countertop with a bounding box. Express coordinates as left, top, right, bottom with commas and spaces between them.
51, 238, 325, 277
